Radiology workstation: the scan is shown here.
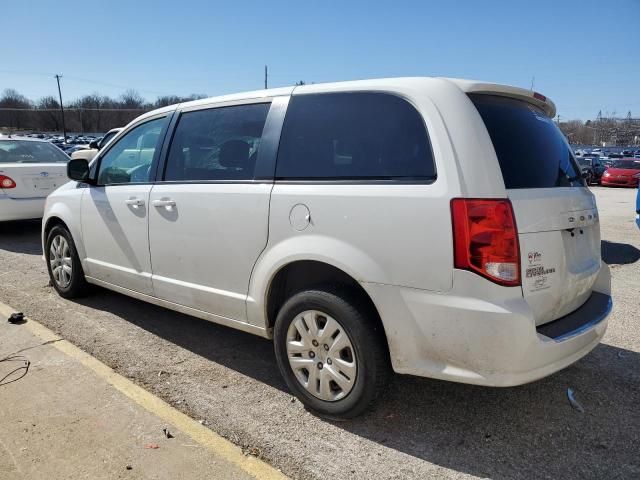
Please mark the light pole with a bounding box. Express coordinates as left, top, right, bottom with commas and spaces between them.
54, 74, 67, 142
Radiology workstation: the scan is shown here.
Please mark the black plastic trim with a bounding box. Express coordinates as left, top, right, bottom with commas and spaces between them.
274, 177, 437, 185
536, 292, 612, 342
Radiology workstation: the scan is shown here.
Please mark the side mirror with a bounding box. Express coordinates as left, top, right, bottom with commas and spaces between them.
67, 158, 91, 183
581, 171, 590, 179
89, 140, 100, 149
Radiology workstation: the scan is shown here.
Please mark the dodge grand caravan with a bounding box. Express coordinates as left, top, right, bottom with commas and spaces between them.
43, 77, 612, 418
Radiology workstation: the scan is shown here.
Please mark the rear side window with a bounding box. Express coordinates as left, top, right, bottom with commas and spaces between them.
276, 92, 435, 180
470, 94, 583, 189
164, 103, 270, 181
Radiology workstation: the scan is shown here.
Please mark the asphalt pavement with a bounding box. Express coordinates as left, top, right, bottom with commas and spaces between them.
0, 186, 638, 479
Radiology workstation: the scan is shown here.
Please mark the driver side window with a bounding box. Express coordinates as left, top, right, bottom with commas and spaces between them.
97, 117, 166, 185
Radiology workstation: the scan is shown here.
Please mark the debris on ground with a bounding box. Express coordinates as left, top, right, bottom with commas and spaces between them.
7, 312, 25, 324
144, 443, 160, 449
163, 428, 174, 439
617, 351, 626, 359
244, 446, 261, 457
198, 419, 208, 426
567, 388, 585, 413
125, 465, 132, 470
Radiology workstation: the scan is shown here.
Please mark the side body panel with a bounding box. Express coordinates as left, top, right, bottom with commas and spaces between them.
248, 79, 473, 328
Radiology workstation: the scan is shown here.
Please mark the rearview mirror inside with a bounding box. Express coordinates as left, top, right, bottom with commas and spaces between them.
67, 158, 91, 183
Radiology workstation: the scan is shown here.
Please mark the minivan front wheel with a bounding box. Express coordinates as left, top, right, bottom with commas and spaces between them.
46, 225, 88, 298
273, 288, 389, 419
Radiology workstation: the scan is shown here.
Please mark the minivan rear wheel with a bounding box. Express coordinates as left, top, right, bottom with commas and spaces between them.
46, 225, 89, 298
273, 287, 390, 419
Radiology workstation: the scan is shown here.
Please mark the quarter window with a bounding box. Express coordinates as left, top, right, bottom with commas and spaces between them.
97, 117, 166, 185
164, 103, 271, 181
275, 92, 435, 180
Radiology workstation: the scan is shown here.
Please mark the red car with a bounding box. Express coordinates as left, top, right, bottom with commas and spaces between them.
601, 158, 640, 187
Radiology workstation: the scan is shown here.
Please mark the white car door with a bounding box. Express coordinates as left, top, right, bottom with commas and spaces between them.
148, 100, 282, 321
81, 116, 169, 295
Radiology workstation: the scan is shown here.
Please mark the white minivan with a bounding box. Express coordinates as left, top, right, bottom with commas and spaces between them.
43, 77, 612, 418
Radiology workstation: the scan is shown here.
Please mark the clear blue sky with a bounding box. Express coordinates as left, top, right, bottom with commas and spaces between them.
2, 0, 638, 120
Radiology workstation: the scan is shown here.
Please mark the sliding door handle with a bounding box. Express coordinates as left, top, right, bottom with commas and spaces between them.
152, 199, 176, 208
125, 198, 145, 207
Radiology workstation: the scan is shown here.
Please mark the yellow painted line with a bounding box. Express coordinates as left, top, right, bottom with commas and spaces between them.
0, 301, 288, 480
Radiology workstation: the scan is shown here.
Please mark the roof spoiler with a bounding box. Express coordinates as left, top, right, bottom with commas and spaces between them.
444, 78, 557, 118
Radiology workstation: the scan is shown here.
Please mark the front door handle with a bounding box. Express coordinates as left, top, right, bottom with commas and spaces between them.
152, 199, 176, 208
125, 197, 145, 207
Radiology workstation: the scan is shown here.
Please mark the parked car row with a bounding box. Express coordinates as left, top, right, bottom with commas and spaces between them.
573, 149, 640, 187
2, 78, 614, 418
12, 132, 110, 156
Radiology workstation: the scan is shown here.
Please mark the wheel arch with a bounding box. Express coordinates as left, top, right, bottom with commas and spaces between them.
42, 201, 86, 262
260, 259, 391, 361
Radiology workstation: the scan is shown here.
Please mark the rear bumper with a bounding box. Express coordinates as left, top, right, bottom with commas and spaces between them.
0, 195, 46, 221
601, 178, 637, 187
362, 266, 612, 387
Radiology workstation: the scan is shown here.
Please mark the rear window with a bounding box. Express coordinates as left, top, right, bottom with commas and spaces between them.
276, 92, 435, 181
470, 94, 583, 189
0, 140, 69, 163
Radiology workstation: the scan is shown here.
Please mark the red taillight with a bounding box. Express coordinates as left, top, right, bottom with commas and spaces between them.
0, 175, 17, 189
451, 198, 521, 286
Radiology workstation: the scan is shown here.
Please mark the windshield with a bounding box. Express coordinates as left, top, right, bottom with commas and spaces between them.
470, 94, 583, 188
612, 160, 640, 169
0, 140, 69, 163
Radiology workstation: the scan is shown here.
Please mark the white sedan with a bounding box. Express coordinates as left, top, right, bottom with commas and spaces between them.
0, 136, 70, 222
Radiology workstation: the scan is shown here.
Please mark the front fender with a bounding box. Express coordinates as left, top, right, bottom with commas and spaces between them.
42, 183, 86, 264
246, 234, 389, 328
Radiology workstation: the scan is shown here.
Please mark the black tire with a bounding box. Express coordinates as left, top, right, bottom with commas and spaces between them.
45, 225, 89, 298
273, 286, 390, 419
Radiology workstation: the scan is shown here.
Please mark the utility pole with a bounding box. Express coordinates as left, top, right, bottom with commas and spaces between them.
264, 65, 268, 89
54, 74, 67, 142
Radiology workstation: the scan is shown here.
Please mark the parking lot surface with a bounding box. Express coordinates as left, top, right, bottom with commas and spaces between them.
0, 186, 638, 480
0, 303, 276, 480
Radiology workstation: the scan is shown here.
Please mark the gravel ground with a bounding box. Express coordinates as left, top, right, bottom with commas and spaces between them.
0, 186, 638, 480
